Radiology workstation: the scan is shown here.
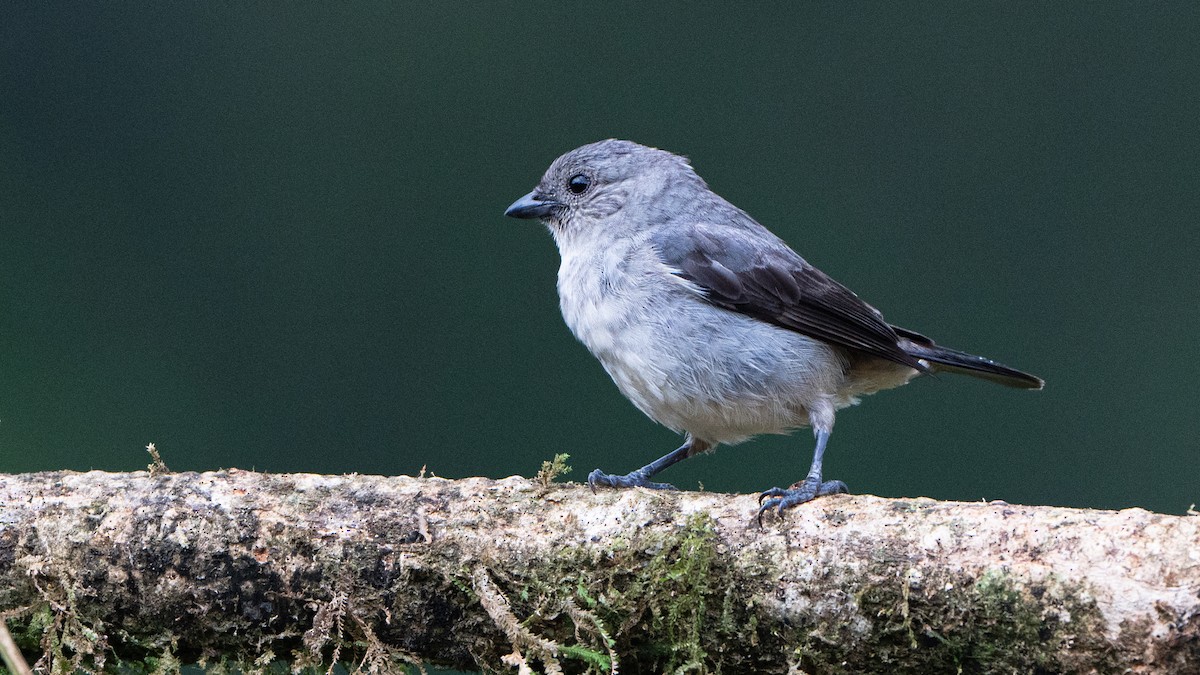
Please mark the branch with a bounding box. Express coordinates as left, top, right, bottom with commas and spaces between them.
0, 470, 1197, 673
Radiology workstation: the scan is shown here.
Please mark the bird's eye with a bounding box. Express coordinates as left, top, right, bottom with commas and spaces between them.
567, 173, 591, 195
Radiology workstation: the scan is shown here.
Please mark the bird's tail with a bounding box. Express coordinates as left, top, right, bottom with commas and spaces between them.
893, 326, 1044, 390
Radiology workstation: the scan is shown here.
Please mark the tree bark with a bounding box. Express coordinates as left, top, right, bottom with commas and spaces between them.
0, 470, 1197, 674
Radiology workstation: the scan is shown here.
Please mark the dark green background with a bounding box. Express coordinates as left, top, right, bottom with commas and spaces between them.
4, 3, 1199, 520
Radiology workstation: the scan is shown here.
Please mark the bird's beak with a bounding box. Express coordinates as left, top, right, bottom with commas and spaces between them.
504, 191, 561, 220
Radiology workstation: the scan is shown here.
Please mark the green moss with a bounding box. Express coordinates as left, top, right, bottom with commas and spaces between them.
8, 604, 53, 653
967, 569, 1049, 665
492, 511, 738, 673
650, 512, 718, 671
534, 454, 573, 491
800, 565, 1116, 675
559, 643, 613, 671
142, 649, 184, 675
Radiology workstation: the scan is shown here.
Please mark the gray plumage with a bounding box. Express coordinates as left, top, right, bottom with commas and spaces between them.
505, 139, 1042, 519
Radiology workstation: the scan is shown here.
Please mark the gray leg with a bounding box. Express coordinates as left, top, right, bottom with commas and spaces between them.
756, 428, 848, 524
588, 437, 708, 492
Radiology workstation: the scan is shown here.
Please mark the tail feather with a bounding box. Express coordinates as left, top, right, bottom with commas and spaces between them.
893, 326, 1044, 390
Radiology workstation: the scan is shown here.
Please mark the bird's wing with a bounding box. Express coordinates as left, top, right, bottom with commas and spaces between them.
653, 221, 925, 370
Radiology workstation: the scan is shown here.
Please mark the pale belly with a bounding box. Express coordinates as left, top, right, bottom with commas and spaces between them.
557, 254, 852, 443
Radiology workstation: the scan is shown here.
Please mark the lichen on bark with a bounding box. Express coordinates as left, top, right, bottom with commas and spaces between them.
1, 470, 1198, 674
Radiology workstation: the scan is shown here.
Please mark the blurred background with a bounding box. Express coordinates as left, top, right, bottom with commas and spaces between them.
3, 4, 1198, 520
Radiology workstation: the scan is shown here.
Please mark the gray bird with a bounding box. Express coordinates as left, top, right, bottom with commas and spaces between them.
505, 139, 1042, 521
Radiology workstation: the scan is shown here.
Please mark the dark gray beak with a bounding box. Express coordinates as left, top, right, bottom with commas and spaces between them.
504, 191, 561, 219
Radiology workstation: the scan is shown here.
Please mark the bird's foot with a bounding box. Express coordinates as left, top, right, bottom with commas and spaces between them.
588, 468, 677, 493
756, 477, 848, 524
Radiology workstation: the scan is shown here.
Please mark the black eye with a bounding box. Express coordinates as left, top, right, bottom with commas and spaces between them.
567, 173, 591, 194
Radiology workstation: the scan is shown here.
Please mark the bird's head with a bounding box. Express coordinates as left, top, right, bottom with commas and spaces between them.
504, 139, 704, 238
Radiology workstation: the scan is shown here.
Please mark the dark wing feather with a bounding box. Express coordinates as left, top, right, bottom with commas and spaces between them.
655, 223, 926, 371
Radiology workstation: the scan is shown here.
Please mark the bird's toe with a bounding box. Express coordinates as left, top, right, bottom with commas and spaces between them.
588, 468, 677, 492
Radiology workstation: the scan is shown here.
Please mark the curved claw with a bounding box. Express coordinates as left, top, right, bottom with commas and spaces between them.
588, 468, 677, 493
819, 480, 849, 496
756, 499, 784, 527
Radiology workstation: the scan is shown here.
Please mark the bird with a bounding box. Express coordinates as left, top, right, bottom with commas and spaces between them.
504, 139, 1042, 521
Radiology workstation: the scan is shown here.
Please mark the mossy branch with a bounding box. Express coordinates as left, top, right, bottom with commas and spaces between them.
0, 470, 1197, 674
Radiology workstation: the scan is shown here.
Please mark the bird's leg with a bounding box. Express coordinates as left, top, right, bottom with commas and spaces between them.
588, 437, 708, 492
757, 428, 847, 524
